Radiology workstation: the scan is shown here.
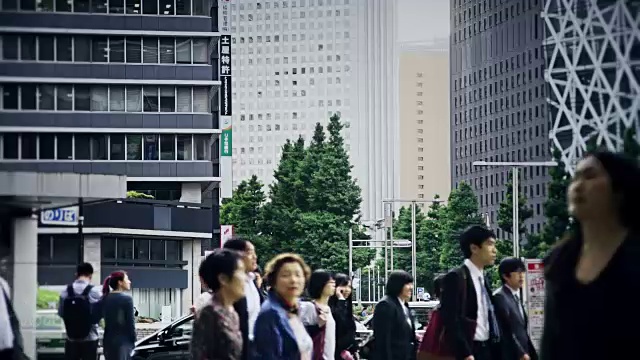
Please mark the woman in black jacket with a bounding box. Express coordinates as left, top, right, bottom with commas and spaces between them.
541, 150, 640, 360
329, 273, 357, 360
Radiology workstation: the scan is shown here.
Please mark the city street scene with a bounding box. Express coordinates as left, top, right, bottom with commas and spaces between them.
1, 0, 639, 359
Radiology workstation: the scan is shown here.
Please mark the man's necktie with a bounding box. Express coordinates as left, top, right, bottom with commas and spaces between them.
514, 292, 525, 320
480, 276, 501, 342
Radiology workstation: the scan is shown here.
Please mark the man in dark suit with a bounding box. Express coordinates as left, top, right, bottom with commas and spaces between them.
440, 225, 501, 360
372, 270, 416, 360
493, 258, 537, 360
223, 237, 265, 360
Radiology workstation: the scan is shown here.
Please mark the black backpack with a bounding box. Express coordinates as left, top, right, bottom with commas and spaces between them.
62, 284, 94, 339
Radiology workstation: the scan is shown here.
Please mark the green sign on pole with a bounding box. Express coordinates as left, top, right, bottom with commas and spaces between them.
221, 126, 232, 157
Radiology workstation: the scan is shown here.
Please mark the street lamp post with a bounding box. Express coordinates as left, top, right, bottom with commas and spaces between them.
472, 161, 558, 258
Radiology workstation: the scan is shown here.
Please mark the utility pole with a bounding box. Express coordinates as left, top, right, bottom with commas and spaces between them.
410, 201, 417, 299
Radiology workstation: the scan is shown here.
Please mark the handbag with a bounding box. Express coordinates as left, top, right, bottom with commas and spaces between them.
417, 267, 476, 360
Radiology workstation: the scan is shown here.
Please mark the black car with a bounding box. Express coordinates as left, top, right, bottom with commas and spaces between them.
130, 314, 194, 360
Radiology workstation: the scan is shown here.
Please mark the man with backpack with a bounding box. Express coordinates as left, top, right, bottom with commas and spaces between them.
58, 263, 103, 360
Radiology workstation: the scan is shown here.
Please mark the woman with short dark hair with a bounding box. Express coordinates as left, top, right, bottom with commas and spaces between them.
300, 270, 336, 360
328, 273, 357, 360
190, 248, 246, 360
372, 270, 416, 360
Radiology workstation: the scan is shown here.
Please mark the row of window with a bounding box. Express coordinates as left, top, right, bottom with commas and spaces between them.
2, 84, 210, 113
2, 0, 209, 16
1, 35, 210, 65
102, 237, 182, 267
1, 133, 212, 161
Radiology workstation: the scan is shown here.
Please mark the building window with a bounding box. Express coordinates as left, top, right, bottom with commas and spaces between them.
102, 237, 184, 268
37, 235, 82, 265
127, 134, 142, 160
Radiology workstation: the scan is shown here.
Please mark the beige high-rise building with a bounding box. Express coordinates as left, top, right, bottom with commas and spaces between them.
398, 42, 451, 207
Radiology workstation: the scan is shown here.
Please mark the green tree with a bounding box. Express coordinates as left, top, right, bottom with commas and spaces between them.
416, 196, 447, 293
524, 148, 571, 258
486, 239, 513, 289
220, 175, 266, 236
497, 171, 534, 239
390, 206, 426, 275
439, 182, 485, 271
623, 125, 640, 159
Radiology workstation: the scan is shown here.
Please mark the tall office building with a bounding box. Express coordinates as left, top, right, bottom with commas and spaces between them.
0, 0, 222, 320
398, 41, 451, 207
228, 0, 398, 221
450, 0, 550, 238
544, 0, 640, 173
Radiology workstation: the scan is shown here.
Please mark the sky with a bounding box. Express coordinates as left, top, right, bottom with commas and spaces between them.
397, 0, 450, 43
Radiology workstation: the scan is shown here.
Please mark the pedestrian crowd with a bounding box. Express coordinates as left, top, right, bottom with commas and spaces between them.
0, 149, 639, 360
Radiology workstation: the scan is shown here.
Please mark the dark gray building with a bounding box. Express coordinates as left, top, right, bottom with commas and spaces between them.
450, 0, 550, 240
0, 0, 223, 319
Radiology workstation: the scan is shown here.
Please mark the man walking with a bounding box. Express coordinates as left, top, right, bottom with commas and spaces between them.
59, 263, 102, 360
493, 258, 537, 360
440, 225, 501, 360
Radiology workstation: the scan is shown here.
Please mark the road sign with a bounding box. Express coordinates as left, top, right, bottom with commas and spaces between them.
220, 225, 234, 247
393, 240, 411, 247
40, 206, 79, 226
525, 259, 545, 353
417, 287, 425, 300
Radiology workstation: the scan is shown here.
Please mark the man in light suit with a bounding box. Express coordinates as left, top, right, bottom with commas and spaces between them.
493, 258, 538, 360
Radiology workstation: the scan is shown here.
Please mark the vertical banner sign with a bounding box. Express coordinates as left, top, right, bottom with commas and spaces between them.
220, 225, 234, 247
219, 0, 233, 199
524, 259, 545, 353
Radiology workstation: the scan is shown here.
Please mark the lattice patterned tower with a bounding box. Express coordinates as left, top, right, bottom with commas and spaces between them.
543, 0, 640, 173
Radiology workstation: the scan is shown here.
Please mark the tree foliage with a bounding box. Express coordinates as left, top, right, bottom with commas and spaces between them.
497, 171, 534, 238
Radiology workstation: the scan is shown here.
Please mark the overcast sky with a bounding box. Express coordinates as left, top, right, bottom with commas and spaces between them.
397, 0, 450, 43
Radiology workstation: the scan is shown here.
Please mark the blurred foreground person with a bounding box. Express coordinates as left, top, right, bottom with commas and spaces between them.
372, 270, 416, 360
253, 253, 313, 360
329, 273, 358, 359
102, 271, 135, 360
541, 150, 640, 360
190, 248, 245, 360
0, 275, 28, 360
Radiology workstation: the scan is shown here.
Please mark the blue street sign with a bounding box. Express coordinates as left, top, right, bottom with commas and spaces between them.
40, 206, 79, 226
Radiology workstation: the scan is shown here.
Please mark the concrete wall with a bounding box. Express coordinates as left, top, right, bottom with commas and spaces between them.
181, 239, 202, 315
84, 235, 102, 285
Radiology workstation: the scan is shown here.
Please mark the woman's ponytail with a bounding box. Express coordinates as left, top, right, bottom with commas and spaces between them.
102, 276, 112, 297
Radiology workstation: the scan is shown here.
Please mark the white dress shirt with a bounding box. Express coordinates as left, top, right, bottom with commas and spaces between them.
464, 259, 490, 341
244, 272, 261, 341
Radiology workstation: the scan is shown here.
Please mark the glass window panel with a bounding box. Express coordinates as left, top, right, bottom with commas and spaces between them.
39, 133, 55, 160
176, 39, 191, 64
21, 35, 36, 61
55, 0, 71, 11
126, 134, 142, 160
90, 134, 108, 160
2, 35, 18, 60
73, 0, 89, 12
92, 37, 108, 62
110, 134, 125, 160
143, 38, 158, 63
126, 0, 141, 13
21, 84, 37, 110
101, 238, 116, 259
159, 38, 175, 64
117, 238, 134, 260
192, 39, 208, 64
109, 0, 124, 13
159, 0, 173, 15
37, 0, 54, 11
143, 135, 159, 160
134, 239, 150, 260
150, 240, 164, 260
126, 37, 142, 63
192, 0, 205, 15
175, 0, 189, 15
176, 87, 192, 112
57, 85, 73, 110
75, 134, 91, 160
74, 85, 91, 111
57, 133, 73, 160
56, 36, 72, 61
126, 86, 142, 112
90, 0, 107, 12
37, 236, 52, 261
38, 35, 54, 61
38, 85, 55, 110
90, 86, 108, 111
142, 0, 157, 14
177, 135, 192, 160
194, 135, 209, 160
165, 240, 181, 261
74, 36, 91, 62
160, 134, 175, 160
109, 37, 125, 63
3, 134, 18, 159
20, 0, 35, 10
2, 84, 18, 110
2, 0, 17, 10
52, 236, 81, 263
21, 133, 37, 159
143, 86, 158, 112
159, 86, 175, 112
109, 86, 125, 111
192, 87, 208, 113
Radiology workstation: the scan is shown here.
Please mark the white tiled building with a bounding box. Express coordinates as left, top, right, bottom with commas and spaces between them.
229, 0, 399, 221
